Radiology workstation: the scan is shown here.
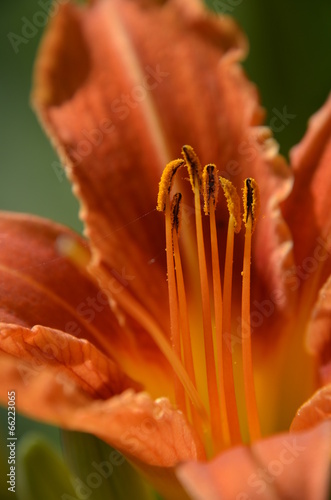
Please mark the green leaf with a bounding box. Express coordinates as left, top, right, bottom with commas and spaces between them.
61, 430, 158, 500
16, 434, 78, 500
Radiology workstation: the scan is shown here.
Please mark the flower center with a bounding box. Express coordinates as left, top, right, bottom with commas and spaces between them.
157, 146, 261, 456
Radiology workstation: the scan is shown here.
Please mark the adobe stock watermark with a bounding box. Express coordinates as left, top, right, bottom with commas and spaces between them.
51, 64, 169, 181
7, 0, 68, 54
269, 106, 296, 133
108, 65, 169, 121
61, 449, 125, 500
16, 266, 135, 387
60, 415, 157, 499
51, 118, 114, 182
120, 415, 157, 456
211, 0, 243, 14
218, 105, 296, 182
236, 438, 306, 499
224, 235, 331, 351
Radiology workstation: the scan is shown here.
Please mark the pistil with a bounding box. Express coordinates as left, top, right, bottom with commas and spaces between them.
165, 193, 186, 413
171, 193, 202, 435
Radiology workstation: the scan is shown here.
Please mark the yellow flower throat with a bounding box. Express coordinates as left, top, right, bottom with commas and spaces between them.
157, 146, 261, 456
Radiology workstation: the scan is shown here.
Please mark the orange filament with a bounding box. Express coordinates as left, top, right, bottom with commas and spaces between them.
242, 179, 261, 442
222, 213, 242, 445
203, 165, 230, 448
209, 203, 230, 448
220, 177, 242, 445
193, 179, 221, 449
172, 229, 197, 393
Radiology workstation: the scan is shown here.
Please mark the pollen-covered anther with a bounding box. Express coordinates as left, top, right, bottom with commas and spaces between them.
202, 164, 219, 215
242, 178, 260, 233
171, 193, 182, 234
182, 145, 202, 192
157, 159, 184, 212
219, 177, 242, 233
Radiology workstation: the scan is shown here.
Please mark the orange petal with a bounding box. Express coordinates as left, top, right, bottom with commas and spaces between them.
0, 353, 204, 463
0, 352, 204, 499
0, 212, 172, 393
0, 323, 139, 399
32, 0, 248, 334
291, 384, 331, 432
284, 94, 331, 287
177, 423, 331, 500
0, 212, 125, 358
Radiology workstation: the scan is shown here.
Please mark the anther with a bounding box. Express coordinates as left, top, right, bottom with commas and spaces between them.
220, 177, 242, 233
202, 164, 219, 215
242, 178, 260, 232
157, 159, 184, 212
182, 145, 202, 192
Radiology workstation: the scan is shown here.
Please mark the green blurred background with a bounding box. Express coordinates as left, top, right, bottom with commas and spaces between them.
0, 0, 330, 495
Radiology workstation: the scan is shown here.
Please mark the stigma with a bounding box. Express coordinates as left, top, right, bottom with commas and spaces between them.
157, 146, 261, 455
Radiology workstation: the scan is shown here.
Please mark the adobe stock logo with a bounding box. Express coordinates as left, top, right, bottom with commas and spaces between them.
237, 438, 307, 499
7, 0, 68, 54
61, 450, 125, 500
51, 64, 169, 181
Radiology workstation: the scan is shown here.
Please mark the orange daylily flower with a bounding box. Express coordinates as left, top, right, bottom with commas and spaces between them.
1, 0, 331, 498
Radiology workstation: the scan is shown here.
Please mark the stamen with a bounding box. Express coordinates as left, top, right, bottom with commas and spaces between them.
183, 147, 221, 452
203, 165, 230, 449
220, 177, 242, 445
242, 178, 261, 441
